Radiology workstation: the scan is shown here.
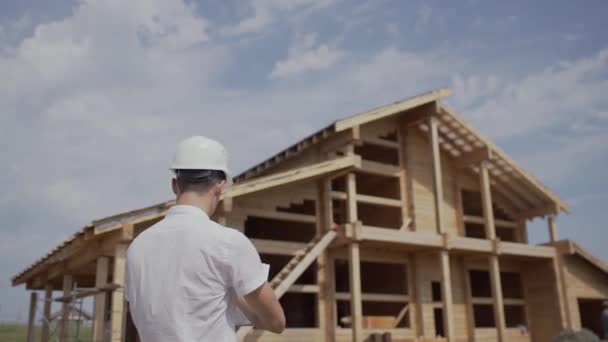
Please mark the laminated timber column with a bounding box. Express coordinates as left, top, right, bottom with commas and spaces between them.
317, 179, 337, 341
110, 244, 128, 342
59, 274, 73, 342
26, 292, 37, 342
41, 284, 53, 342
428, 115, 455, 341
479, 161, 507, 342
93, 256, 110, 342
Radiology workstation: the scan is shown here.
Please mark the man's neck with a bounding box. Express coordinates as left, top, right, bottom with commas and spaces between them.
176, 193, 214, 216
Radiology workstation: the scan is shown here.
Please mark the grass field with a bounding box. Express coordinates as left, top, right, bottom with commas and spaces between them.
0, 323, 92, 342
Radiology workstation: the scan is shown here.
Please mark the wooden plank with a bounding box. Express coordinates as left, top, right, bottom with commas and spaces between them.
224, 155, 361, 199
439, 251, 455, 341
489, 256, 507, 342
93, 257, 109, 342
274, 231, 337, 297
428, 116, 446, 234
59, 274, 73, 342
41, 284, 53, 342
334, 88, 451, 132
110, 244, 127, 342
548, 215, 558, 242
454, 147, 493, 169
26, 292, 37, 342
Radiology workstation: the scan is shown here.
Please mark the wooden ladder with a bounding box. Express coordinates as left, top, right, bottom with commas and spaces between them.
237, 229, 337, 340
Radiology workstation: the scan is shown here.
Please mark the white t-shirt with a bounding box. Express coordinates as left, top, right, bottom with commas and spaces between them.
125, 205, 269, 342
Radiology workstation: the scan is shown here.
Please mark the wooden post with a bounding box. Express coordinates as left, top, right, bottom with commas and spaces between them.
110, 244, 128, 342
59, 275, 73, 342
410, 255, 425, 337
93, 257, 110, 342
41, 284, 53, 342
317, 180, 337, 341
479, 161, 506, 341
548, 215, 558, 243
479, 161, 496, 240
554, 254, 573, 328
428, 116, 445, 234
489, 256, 506, 341
428, 115, 455, 341
346, 171, 363, 342
26, 292, 38, 342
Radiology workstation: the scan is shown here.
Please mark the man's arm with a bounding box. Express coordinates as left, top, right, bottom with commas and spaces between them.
236, 283, 285, 334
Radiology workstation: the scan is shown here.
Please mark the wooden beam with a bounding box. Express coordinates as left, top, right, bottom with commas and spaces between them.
93, 257, 109, 342
252, 239, 307, 256
489, 256, 507, 342
361, 137, 399, 149
331, 191, 403, 207
241, 208, 316, 224
439, 251, 455, 341
345, 170, 363, 342
224, 155, 361, 199
439, 104, 570, 213
334, 292, 409, 302
26, 292, 37, 342
553, 255, 572, 329
428, 116, 446, 234
455, 146, 493, 169
316, 179, 337, 342
334, 88, 451, 132
480, 161, 496, 240
110, 244, 127, 342
59, 274, 73, 342
463, 215, 517, 228
358, 160, 401, 177
548, 215, 558, 243
517, 203, 560, 220
41, 284, 53, 342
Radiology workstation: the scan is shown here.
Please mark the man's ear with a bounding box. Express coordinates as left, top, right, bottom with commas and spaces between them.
172, 178, 179, 195
214, 180, 226, 197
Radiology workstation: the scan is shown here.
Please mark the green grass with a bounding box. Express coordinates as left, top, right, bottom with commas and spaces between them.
0, 323, 92, 342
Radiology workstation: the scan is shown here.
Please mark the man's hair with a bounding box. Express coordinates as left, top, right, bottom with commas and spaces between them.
175, 169, 227, 193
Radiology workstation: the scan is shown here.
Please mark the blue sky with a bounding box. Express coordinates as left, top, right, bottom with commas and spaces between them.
1, 0, 607, 321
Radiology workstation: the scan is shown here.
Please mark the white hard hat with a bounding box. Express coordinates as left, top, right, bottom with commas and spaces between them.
171, 136, 232, 185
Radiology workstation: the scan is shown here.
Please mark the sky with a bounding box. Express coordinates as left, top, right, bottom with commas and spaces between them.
1, 0, 607, 321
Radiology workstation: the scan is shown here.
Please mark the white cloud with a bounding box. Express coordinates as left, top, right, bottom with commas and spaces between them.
224, 0, 335, 35
453, 48, 608, 139
270, 32, 344, 79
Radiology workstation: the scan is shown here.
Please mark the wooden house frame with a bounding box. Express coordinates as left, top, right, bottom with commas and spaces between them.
12, 89, 608, 342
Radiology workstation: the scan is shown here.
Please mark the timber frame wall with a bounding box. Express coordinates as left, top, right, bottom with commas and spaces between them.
12, 89, 608, 342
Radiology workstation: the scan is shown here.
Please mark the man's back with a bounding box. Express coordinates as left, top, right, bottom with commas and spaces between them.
126, 205, 268, 342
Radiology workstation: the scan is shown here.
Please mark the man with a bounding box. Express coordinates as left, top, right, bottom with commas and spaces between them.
125, 136, 285, 341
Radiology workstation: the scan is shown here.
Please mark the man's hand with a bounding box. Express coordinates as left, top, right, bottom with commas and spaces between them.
237, 282, 285, 334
